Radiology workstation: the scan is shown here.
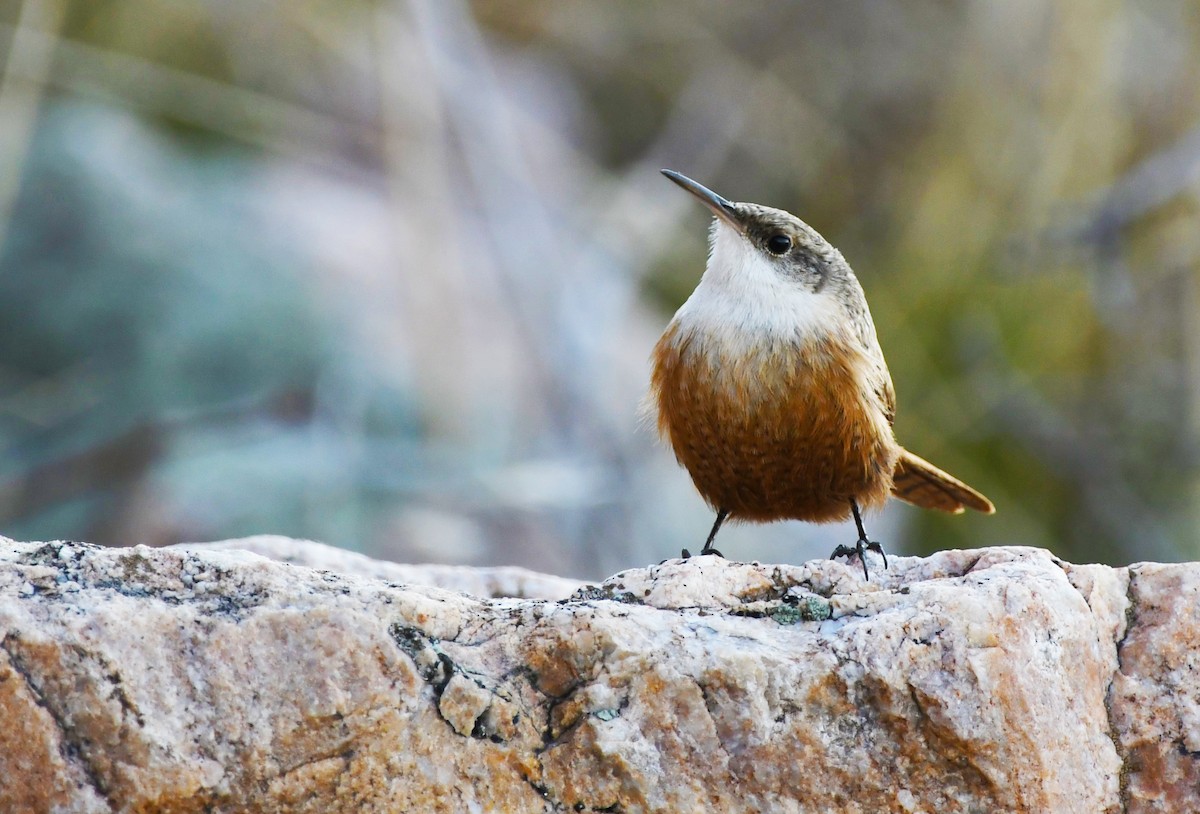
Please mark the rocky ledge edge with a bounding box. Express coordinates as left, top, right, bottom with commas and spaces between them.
0, 536, 1193, 813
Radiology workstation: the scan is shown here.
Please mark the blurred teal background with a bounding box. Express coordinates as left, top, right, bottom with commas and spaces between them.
1, 0, 1198, 577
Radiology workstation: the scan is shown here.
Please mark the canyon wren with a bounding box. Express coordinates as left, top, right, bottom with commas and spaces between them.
650, 170, 994, 577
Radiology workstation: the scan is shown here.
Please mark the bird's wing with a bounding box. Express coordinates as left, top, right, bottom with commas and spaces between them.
874, 363, 896, 426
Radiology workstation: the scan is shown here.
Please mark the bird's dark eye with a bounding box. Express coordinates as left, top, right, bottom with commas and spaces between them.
766, 234, 792, 255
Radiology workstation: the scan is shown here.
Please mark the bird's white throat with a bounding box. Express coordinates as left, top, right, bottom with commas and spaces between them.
668, 220, 843, 352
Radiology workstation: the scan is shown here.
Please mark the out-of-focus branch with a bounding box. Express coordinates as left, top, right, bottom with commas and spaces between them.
0, 0, 67, 258
1084, 120, 1200, 240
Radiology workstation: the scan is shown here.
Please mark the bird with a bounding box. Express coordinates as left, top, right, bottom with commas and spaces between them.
649, 169, 994, 578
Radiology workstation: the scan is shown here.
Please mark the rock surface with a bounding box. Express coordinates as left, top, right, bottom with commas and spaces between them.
174, 535, 585, 600
0, 537, 1194, 813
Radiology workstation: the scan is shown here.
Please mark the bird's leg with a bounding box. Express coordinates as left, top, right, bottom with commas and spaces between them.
829, 499, 888, 580
683, 508, 728, 559
701, 509, 728, 556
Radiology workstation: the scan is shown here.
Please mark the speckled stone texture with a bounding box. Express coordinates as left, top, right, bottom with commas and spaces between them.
0, 538, 1192, 813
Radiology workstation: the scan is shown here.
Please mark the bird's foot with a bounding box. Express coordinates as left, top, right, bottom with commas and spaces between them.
681, 546, 725, 559
829, 538, 888, 580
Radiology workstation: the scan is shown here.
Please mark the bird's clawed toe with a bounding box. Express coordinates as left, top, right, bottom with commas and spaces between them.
681, 546, 724, 559
829, 538, 888, 580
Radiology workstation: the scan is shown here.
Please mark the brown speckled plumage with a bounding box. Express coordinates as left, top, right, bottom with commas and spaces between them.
653, 322, 898, 522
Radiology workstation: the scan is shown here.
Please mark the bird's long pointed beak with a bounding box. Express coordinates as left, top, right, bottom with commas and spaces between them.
661, 169, 744, 234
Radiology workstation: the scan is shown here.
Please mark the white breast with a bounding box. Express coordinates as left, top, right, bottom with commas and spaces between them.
667, 221, 844, 355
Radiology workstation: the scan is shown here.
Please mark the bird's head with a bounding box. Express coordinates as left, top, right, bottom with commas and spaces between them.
661, 169, 855, 298
659, 169, 875, 350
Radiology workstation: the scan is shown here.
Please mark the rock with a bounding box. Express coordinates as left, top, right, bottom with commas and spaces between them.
0, 538, 1191, 812
1108, 563, 1200, 811
173, 535, 584, 600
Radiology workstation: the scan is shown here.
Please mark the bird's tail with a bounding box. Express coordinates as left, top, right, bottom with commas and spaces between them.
891, 449, 995, 514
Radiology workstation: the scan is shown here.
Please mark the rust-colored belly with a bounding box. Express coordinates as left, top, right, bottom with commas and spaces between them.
652, 329, 898, 523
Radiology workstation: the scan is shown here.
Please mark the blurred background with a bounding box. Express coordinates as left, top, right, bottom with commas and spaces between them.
0, 0, 1198, 578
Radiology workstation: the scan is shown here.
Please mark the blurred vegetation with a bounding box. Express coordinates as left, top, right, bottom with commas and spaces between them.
1, 0, 1199, 576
